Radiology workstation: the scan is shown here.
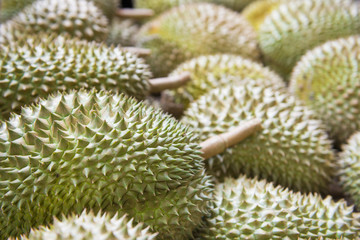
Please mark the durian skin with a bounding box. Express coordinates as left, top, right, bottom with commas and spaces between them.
195, 176, 360, 239
165, 54, 285, 108
121, 170, 213, 240
138, 3, 259, 77
107, 19, 140, 47
339, 132, 360, 208
10, 0, 108, 42
289, 36, 360, 145
182, 81, 336, 194
0, 90, 206, 239
23, 211, 158, 240
0, 35, 152, 118
134, 0, 256, 14
259, 0, 360, 78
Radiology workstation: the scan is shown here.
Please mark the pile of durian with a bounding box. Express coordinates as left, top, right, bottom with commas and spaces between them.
1, 0, 360, 239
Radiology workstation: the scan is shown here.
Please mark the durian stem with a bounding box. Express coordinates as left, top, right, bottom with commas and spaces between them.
201, 119, 262, 159
149, 72, 191, 93
121, 47, 151, 57
116, 8, 154, 19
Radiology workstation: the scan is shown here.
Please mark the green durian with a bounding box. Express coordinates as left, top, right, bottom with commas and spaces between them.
138, 3, 259, 77
195, 176, 360, 239
0, 89, 208, 239
339, 132, 360, 208
289, 35, 360, 145
0, 35, 152, 118
163, 54, 285, 109
121, 170, 213, 240
0, 0, 119, 22
259, 0, 360, 78
242, 0, 289, 31
182, 80, 335, 193
9, 0, 109, 42
134, 0, 256, 15
23, 211, 158, 240
107, 19, 140, 47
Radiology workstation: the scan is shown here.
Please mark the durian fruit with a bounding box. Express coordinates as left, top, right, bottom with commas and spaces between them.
242, 0, 289, 31
134, 0, 256, 15
259, 0, 360, 78
0, 35, 190, 119
195, 176, 360, 239
163, 54, 285, 109
289, 36, 360, 145
107, 19, 140, 47
339, 132, 360, 208
182, 80, 335, 194
0, 89, 210, 239
23, 211, 158, 240
138, 3, 259, 77
9, 0, 109, 42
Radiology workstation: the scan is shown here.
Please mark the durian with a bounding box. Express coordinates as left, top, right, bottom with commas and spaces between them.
23, 211, 158, 240
242, 0, 289, 31
163, 54, 285, 109
182, 80, 335, 193
259, 0, 360, 78
0, 89, 206, 239
8, 0, 109, 42
289, 36, 360, 145
0, 35, 151, 118
339, 131, 360, 208
138, 3, 259, 77
107, 19, 140, 47
195, 176, 360, 239
134, 0, 256, 15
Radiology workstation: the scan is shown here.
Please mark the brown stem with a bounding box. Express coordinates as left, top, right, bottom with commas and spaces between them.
201, 119, 262, 159
116, 8, 154, 19
149, 72, 191, 93
121, 47, 151, 57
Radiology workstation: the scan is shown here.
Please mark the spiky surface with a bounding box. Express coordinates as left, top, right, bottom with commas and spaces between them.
0, 0, 35, 22
91, 0, 119, 20
135, 0, 255, 14
0, 35, 152, 118
24, 211, 157, 240
289, 36, 360, 145
165, 54, 285, 108
0, 21, 25, 45
138, 3, 259, 77
195, 176, 360, 239
242, 0, 288, 31
107, 19, 140, 47
182, 81, 335, 193
339, 132, 360, 209
259, 0, 360, 78
0, 90, 205, 239
10, 0, 108, 42
121, 170, 213, 240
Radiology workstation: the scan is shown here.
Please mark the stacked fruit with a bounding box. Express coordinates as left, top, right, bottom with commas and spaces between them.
1, 0, 360, 239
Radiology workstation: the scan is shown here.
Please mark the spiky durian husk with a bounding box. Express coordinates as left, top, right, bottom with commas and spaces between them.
182, 80, 335, 193
107, 19, 140, 47
0, 0, 35, 22
23, 211, 157, 240
242, 0, 289, 31
121, 170, 213, 240
164, 54, 285, 108
0, 35, 152, 118
259, 0, 360, 78
138, 3, 259, 77
91, 0, 119, 20
0, 90, 206, 239
0, 21, 24, 45
10, 0, 108, 42
135, 0, 255, 14
195, 176, 360, 239
289, 36, 360, 145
